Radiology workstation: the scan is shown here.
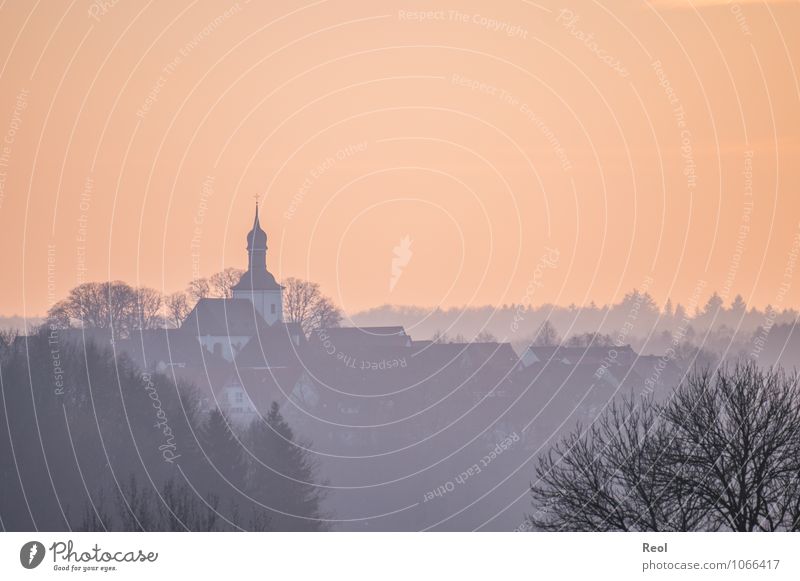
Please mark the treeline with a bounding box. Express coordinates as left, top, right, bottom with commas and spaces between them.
352, 291, 798, 353
527, 363, 800, 531
43, 274, 342, 339
0, 327, 326, 531
46, 269, 247, 334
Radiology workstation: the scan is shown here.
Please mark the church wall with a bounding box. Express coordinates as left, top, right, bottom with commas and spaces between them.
232, 289, 283, 325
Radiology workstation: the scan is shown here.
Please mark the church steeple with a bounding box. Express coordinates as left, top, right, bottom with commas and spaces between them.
232, 202, 282, 294
232, 202, 284, 325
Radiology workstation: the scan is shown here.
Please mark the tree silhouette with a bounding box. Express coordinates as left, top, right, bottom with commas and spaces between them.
200, 409, 248, 498
246, 403, 327, 531
209, 268, 245, 298
528, 396, 696, 531
533, 320, 561, 346
663, 365, 800, 531
165, 291, 191, 327
133, 287, 164, 330
528, 363, 800, 531
475, 330, 498, 343
46, 281, 163, 337
283, 277, 342, 336
187, 277, 211, 302
564, 332, 614, 348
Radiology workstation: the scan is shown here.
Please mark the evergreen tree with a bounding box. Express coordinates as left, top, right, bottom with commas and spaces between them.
200, 409, 248, 500
246, 403, 326, 531
730, 294, 746, 315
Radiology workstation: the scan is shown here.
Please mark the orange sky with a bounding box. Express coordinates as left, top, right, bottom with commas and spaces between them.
0, 0, 798, 318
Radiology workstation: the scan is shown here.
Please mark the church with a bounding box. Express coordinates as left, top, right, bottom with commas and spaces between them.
181, 204, 291, 362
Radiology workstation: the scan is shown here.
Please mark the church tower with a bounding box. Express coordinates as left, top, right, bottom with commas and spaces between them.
231, 203, 284, 325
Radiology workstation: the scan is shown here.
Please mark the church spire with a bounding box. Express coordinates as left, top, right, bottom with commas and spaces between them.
232, 201, 281, 293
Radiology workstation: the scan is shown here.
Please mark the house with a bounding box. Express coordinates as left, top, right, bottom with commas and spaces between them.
518, 344, 637, 368
215, 322, 306, 424
309, 326, 412, 350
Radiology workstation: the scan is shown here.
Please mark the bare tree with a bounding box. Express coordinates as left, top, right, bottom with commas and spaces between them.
187, 277, 211, 302
283, 277, 342, 336
107, 282, 138, 333
131, 287, 163, 331
431, 330, 466, 344
42, 282, 164, 336
46, 282, 107, 329
0, 327, 19, 350
209, 268, 244, 298
283, 278, 317, 327
45, 281, 138, 336
527, 363, 800, 531
663, 364, 800, 531
532, 320, 560, 346
46, 300, 72, 329
475, 330, 497, 343
528, 396, 697, 531
165, 292, 191, 328
310, 296, 343, 330
432, 330, 448, 344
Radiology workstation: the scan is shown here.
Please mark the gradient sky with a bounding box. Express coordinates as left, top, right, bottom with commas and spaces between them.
0, 0, 798, 318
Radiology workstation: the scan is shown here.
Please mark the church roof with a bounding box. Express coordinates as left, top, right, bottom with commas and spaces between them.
181, 298, 270, 336
311, 326, 411, 348
231, 268, 283, 291
234, 323, 304, 369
